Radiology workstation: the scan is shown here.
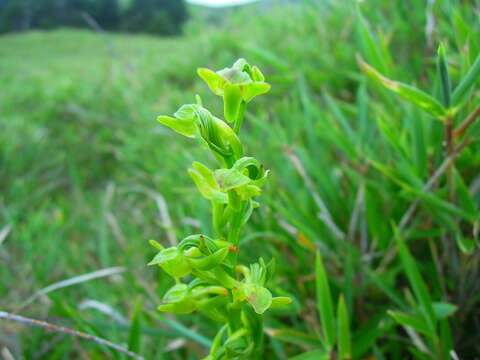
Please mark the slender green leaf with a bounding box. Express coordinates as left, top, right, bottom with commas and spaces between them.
437, 43, 451, 108
394, 227, 436, 332
352, 315, 394, 358
454, 170, 478, 218
439, 319, 454, 357
159, 315, 212, 348
388, 310, 433, 337
128, 297, 143, 354
356, 8, 389, 75
364, 267, 407, 310
268, 328, 323, 348
358, 56, 446, 119
452, 52, 480, 106
315, 251, 336, 350
289, 349, 329, 360
337, 295, 351, 359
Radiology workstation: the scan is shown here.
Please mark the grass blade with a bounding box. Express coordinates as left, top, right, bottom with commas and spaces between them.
128, 297, 143, 355
266, 328, 323, 348
289, 349, 328, 360
452, 52, 480, 106
315, 251, 336, 350
437, 43, 451, 108
358, 56, 446, 119
388, 310, 433, 337
337, 294, 351, 359
394, 227, 436, 333
352, 315, 394, 359
355, 7, 389, 75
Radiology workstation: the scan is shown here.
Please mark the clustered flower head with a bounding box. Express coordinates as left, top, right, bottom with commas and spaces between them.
153, 59, 291, 360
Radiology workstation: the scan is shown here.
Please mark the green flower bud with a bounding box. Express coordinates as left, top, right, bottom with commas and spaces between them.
157, 104, 243, 159
148, 247, 191, 278
158, 284, 196, 314
157, 104, 198, 138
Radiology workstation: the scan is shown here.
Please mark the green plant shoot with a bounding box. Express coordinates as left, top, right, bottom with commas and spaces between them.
152, 59, 291, 359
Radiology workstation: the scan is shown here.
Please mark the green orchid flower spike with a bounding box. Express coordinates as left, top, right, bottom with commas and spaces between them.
152, 59, 291, 360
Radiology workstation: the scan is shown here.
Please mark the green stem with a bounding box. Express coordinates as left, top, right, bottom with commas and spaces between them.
444, 115, 455, 201
196, 267, 238, 289
253, 314, 264, 360
226, 201, 246, 267
227, 308, 243, 334
233, 101, 246, 134
212, 202, 224, 238
227, 202, 246, 246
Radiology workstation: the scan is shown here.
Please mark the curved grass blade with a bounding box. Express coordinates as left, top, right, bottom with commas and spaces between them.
358, 56, 446, 119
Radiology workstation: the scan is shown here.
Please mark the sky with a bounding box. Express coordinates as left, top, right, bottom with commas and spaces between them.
187, 0, 260, 8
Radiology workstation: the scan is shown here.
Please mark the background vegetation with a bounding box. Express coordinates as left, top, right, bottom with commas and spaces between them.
1, 0, 479, 359
0, 0, 188, 35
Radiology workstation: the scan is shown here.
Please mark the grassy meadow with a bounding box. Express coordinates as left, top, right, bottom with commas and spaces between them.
1, 0, 480, 359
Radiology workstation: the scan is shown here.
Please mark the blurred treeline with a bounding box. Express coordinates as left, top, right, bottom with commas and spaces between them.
0, 0, 188, 35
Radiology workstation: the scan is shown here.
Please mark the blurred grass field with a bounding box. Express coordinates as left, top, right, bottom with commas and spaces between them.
1, 1, 480, 359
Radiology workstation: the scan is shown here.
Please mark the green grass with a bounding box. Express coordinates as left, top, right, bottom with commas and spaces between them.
1, 0, 480, 359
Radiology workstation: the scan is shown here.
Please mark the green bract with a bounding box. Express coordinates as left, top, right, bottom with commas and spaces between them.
153, 59, 289, 360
